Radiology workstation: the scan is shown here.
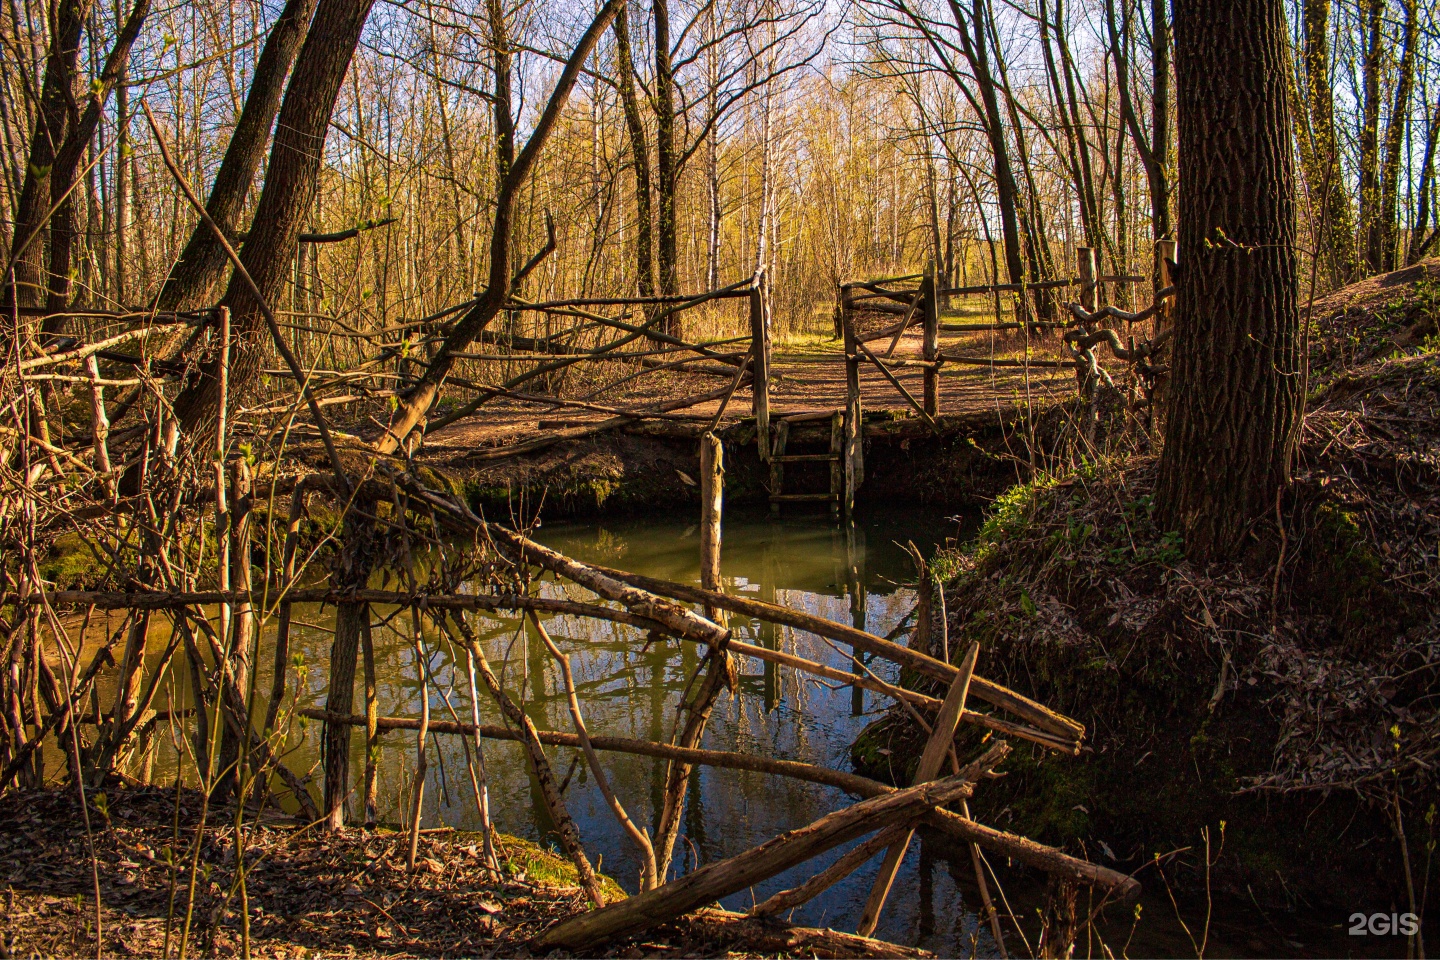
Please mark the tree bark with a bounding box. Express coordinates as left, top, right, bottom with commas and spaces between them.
156, 0, 320, 310
654, 0, 682, 335
1156, 0, 1301, 561
43, 0, 151, 320
1375, 0, 1418, 273
170, 0, 376, 438
1356, 0, 1384, 276
4, 0, 85, 313
1295, 0, 1357, 286
613, 2, 654, 299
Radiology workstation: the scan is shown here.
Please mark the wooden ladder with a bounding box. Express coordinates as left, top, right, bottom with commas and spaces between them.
768, 410, 844, 518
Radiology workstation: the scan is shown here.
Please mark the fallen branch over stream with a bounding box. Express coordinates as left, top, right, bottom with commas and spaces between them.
297, 709, 1135, 895
535, 744, 1010, 951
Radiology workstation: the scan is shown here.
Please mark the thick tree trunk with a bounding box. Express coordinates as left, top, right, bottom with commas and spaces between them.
4, 0, 84, 313
44, 0, 152, 320
952, 0, 1025, 285
654, 0, 682, 335
613, 3, 654, 299
170, 0, 377, 437
156, 0, 320, 310
1295, 0, 1357, 286
1375, 0, 1418, 273
1149, 0, 1171, 238
1356, 0, 1384, 276
1156, 0, 1301, 561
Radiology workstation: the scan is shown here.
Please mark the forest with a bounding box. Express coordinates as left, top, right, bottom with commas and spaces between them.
1, 0, 1438, 957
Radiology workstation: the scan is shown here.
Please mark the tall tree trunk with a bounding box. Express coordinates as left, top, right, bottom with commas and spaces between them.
1375, 0, 1418, 273
1106, 0, 1169, 241
1156, 0, 1301, 561
155, 0, 320, 310
114, 67, 130, 305
614, 3, 654, 298
948, 0, 1024, 285
1295, 0, 1357, 285
1356, 0, 1384, 276
374, 0, 621, 455
1149, 0, 1171, 238
1042, 0, 1101, 251
4, 0, 85, 314
654, 0, 681, 334
1409, 92, 1440, 264
171, 0, 378, 437
44, 0, 151, 320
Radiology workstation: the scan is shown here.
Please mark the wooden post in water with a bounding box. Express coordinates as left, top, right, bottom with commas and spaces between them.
921, 263, 940, 418
840, 285, 863, 517
750, 271, 771, 461
699, 433, 724, 623
1078, 247, 1098, 313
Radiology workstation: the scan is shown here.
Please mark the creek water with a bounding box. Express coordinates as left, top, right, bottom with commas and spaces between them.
70, 504, 1389, 958
292, 505, 990, 953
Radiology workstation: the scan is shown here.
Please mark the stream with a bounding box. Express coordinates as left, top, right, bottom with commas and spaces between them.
64, 502, 1394, 957
292, 505, 990, 953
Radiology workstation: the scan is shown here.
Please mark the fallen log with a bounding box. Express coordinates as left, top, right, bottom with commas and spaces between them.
535, 744, 1009, 951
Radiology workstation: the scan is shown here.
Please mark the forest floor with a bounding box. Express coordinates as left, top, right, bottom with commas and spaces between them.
852, 258, 1440, 917
0, 783, 930, 959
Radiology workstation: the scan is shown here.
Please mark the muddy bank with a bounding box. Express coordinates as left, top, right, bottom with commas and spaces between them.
433, 407, 1034, 520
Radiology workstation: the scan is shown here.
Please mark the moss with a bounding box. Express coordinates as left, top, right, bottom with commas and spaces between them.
372, 828, 628, 903
38, 532, 110, 589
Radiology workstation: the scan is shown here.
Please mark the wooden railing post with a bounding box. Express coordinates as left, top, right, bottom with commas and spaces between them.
1077, 247, 1098, 314
1154, 239, 1177, 336
921, 262, 940, 418
840, 284, 863, 517
750, 270, 771, 461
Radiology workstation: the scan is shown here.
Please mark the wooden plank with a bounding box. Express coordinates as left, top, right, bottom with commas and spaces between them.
856, 339, 936, 429
856, 643, 980, 936
1078, 247, 1098, 313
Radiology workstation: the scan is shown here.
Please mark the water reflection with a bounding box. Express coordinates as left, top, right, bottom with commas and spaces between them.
130, 506, 994, 954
